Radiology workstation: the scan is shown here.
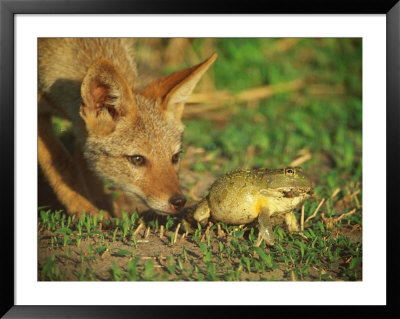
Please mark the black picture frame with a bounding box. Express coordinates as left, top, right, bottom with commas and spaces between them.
1, 0, 399, 317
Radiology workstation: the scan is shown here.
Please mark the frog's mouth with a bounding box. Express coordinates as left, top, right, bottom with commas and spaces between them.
281, 187, 313, 198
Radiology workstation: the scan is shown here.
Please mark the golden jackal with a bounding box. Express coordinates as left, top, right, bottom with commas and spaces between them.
38, 38, 216, 219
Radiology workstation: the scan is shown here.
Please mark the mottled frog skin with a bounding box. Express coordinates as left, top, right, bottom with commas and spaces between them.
183, 167, 313, 245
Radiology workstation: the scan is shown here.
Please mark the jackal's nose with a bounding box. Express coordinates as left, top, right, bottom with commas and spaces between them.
169, 194, 187, 211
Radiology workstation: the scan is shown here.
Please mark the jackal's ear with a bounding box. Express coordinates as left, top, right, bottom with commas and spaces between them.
140, 53, 217, 122
80, 58, 135, 135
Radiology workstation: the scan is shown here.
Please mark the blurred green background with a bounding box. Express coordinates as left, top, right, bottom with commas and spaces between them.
136, 38, 362, 204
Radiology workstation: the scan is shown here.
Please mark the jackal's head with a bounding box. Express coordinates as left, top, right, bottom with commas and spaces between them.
79, 54, 217, 214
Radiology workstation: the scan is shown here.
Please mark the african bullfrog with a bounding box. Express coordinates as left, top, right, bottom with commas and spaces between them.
182, 167, 313, 245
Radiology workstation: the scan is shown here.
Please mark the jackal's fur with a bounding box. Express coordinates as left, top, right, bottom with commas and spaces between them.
38, 38, 216, 219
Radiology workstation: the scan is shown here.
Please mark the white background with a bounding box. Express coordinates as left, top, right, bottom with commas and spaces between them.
15, 15, 386, 305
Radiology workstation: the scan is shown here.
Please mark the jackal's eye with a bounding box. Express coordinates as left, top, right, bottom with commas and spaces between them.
127, 155, 146, 166
172, 152, 180, 164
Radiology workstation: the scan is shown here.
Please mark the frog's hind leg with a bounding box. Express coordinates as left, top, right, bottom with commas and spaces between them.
257, 207, 274, 246
285, 211, 299, 233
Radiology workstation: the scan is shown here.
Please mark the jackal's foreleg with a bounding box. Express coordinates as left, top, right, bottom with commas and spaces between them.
38, 107, 111, 220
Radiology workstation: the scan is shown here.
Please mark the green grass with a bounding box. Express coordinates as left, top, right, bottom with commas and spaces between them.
38, 208, 361, 281
184, 38, 361, 180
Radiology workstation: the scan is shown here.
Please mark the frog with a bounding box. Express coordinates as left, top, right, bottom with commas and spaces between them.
182, 167, 313, 246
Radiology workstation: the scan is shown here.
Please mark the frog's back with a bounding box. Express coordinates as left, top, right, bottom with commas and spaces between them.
207, 169, 266, 224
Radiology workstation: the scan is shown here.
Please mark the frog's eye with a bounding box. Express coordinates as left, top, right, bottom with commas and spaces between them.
285, 167, 295, 176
